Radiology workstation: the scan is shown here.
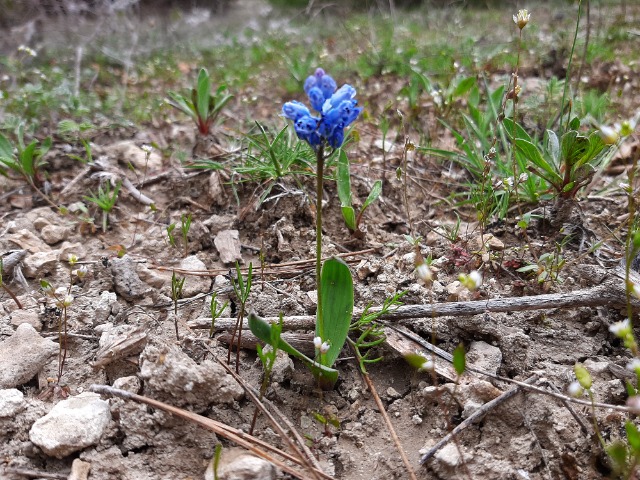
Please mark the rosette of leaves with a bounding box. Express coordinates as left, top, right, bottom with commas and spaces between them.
506, 117, 612, 229
166, 67, 233, 136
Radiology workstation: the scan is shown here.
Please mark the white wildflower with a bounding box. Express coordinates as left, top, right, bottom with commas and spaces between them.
416, 263, 433, 283
599, 125, 620, 145
567, 381, 583, 397
513, 9, 530, 29
609, 319, 631, 336
627, 358, 640, 373
313, 336, 322, 351
320, 341, 331, 354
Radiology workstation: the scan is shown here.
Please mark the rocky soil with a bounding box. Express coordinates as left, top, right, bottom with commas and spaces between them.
2, 2, 640, 480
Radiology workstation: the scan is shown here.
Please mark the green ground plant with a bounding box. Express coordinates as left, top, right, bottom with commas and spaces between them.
166, 67, 233, 136
84, 180, 121, 233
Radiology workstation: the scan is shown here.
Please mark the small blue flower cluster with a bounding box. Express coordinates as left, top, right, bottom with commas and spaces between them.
282, 68, 362, 149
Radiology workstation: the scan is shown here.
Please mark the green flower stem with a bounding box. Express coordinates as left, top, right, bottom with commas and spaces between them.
315, 144, 325, 347
560, 0, 582, 131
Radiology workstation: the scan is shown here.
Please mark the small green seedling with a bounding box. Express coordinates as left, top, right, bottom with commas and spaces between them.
180, 213, 192, 257
209, 292, 229, 339
228, 262, 253, 373
0, 124, 52, 188
166, 223, 177, 248
170, 271, 185, 341
337, 149, 382, 234
166, 67, 233, 136
250, 316, 283, 433
84, 181, 121, 233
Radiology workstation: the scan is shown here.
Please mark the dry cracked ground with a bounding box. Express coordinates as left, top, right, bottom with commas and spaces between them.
1, 1, 640, 479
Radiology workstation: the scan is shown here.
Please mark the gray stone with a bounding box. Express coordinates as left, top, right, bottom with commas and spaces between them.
0, 388, 26, 417
467, 341, 502, 375
139, 343, 243, 412
205, 448, 276, 480
40, 224, 71, 245
110, 255, 151, 301
10, 309, 43, 331
7, 229, 52, 253
102, 140, 163, 171
112, 376, 141, 394
214, 230, 242, 264
93, 291, 118, 325
268, 349, 294, 384
179, 255, 210, 297
434, 443, 462, 468
0, 323, 58, 388
23, 250, 60, 278
29, 392, 111, 458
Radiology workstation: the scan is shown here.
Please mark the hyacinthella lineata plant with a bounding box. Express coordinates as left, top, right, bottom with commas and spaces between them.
249, 68, 361, 388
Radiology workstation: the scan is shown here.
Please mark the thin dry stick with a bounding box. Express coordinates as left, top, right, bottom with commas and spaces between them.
387, 323, 637, 413
419, 375, 539, 464
89, 384, 328, 480
1, 467, 67, 479
349, 342, 418, 480
195, 277, 637, 332
149, 248, 374, 277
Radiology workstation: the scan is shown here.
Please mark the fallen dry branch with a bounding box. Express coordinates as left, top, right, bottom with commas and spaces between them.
419, 375, 539, 464
89, 384, 331, 480
191, 278, 637, 332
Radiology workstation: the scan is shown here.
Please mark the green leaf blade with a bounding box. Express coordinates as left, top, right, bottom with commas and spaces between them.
319, 257, 354, 369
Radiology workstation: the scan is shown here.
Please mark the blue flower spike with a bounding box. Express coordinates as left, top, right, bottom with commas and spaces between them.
283, 68, 361, 150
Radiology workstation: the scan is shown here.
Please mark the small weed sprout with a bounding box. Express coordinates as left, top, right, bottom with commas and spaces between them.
208, 292, 229, 339
517, 249, 566, 285
250, 316, 283, 434
84, 180, 121, 233
0, 125, 57, 208
337, 148, 382, 234
170, 271, 185, 341
166, 223, 177, 248
166, 67, 233, 136
348, 291, 406, 373
229, 262, 253, 373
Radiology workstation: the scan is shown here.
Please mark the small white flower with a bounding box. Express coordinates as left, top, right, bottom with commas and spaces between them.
609, 319, 631, 336
518, 173, 529, 183
459, 271, 483, 291
61, 295, 74, 307
599, 125, 620, 145
420, 359, 435, 372
513, 9, 530, 29
567, 381, 583, 397
467, 270, 483, 290
313, 336, 322, 351
141, 144, 153, 153
68, 253, 78, 265
320, 341, 331, 354
620, 182, 631, 192
627, 358, 640, 373
73, 265, 89, 279
416, 263, 432, 282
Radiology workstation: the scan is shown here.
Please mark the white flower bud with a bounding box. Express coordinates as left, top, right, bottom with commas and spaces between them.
320, 341, 331, 354
313, 336, 322, 351
416, 263, 432, 282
